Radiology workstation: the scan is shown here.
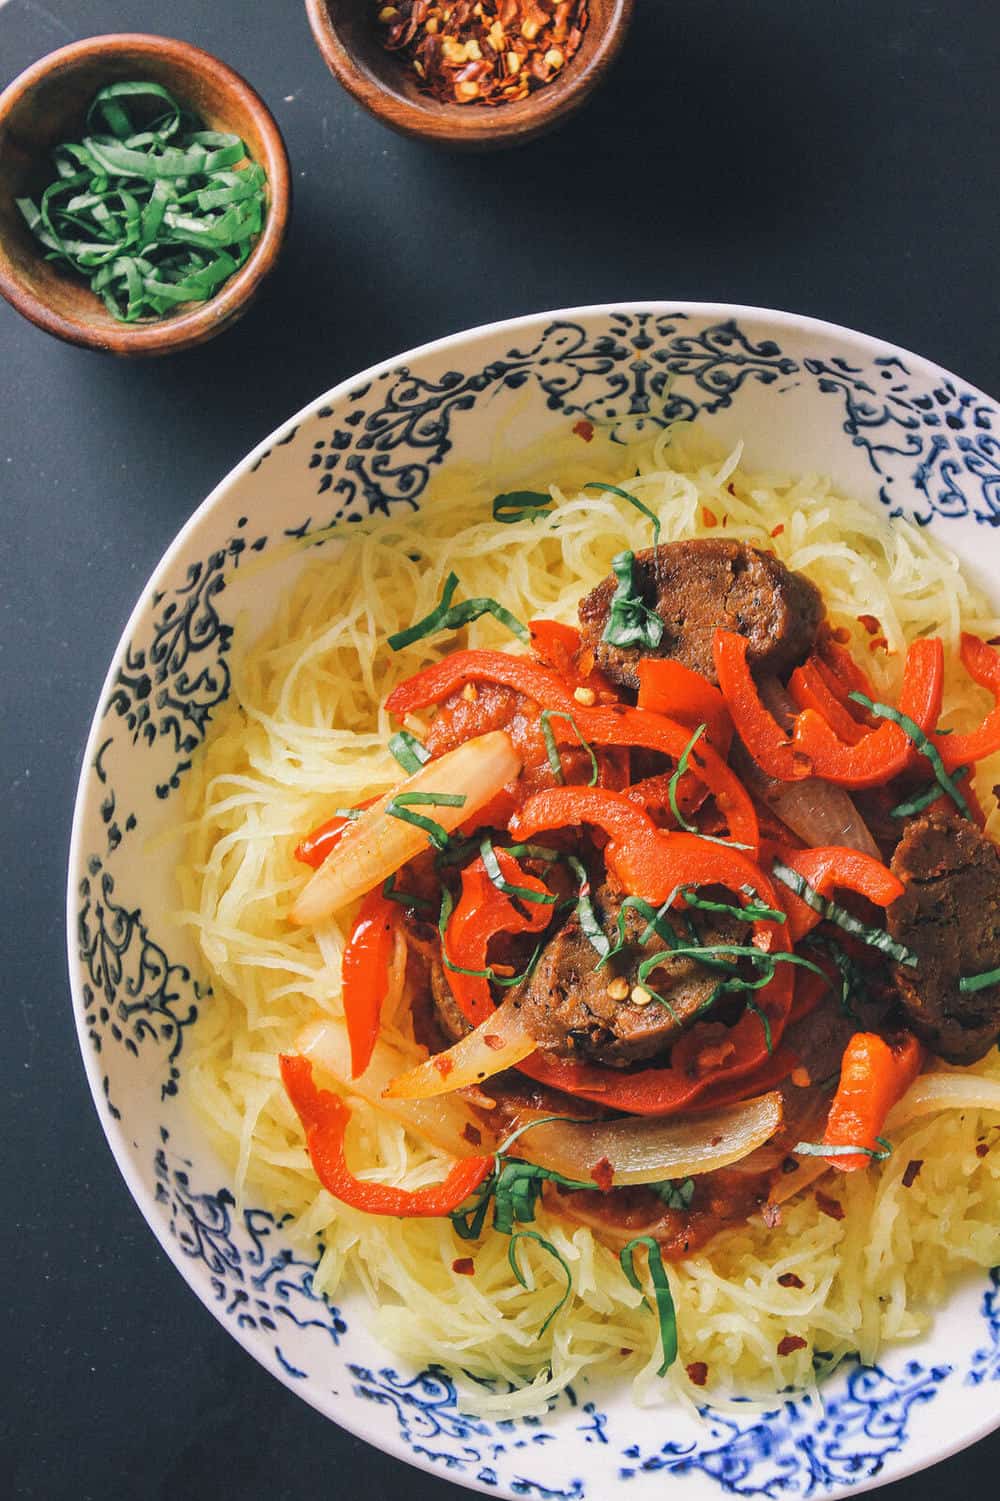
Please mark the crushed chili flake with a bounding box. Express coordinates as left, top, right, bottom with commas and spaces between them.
435, 1054, 454, 1076
589, 1156, 614, 1192
702, 506, 719, 528
869, 635, 889, 654
858, 614, 881, 635
830, 626, 852, 644
777, 1335, 807, 1356
761, 1202, 782, 1229
770, 523, 785, 538
452, 1256, 476, 1275
778, 1272, 805, 1289
482, 1033, 505, 1050
573, 418, 594, 442
815, 1190, 845, 1221
376, 0, 590, 107
902, 1158, 923, 1187
686, 1361, 709, 1387
462, 1121, 482, 1146
790, 1065, 811, 1088
976, 1141, 990, 1158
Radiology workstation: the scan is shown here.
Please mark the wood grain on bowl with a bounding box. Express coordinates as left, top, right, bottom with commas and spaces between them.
305, 0, 635, 149
0, 33, 291, 355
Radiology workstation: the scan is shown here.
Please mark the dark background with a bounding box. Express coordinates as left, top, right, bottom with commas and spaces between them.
4, 0, 999, 1496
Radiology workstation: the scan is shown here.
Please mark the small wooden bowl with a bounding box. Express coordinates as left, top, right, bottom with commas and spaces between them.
0, 34, 291, 356
305, 0, 634, 150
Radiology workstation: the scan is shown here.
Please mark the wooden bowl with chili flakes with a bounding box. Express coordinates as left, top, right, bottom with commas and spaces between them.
305, 0, 635, 149
0, 33, 291, 355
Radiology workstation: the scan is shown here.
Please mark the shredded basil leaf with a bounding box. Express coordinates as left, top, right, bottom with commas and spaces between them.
598, 895, 680, 971
388, 570, 529, 649
584, 481, 661, 544
800, 931, 865, 1020
436, 887, 543, 988
388, 729, 431, 774
17, 80, 265, 322
539, 710, 600, 788
386, 790, 465, 851
649, 1177, 696, 1211
890, 764, 970, 819
492, 491, 554, 524
381, 874, 435, 912
564, 855, 611, 960
601, 551, 665, 651
745, 999, 774, 1054
479, 838, 558, 905
668, 723, 707, 833
619, 1236, 678, 1375
508, 1230, 573, 1337
850, 691, 972, 821
793, 1138, 893, 1161
680, 886, 786, 924
959, 966, 1000, 994
772, 859, 918, 967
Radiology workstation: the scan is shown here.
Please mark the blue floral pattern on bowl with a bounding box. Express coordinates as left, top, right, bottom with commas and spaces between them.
67, 305, 1000, 1501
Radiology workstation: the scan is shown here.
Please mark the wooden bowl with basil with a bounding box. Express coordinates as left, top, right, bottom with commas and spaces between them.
0, 33, 291, 356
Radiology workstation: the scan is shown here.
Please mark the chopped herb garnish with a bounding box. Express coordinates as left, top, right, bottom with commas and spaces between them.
793, 1138, 893, 1161
508, 1231, 573, 1337
480, 838, 558, 905
385, 790, 466, 851
388, 570, 529, 650
890, 765, 970, 819
564, 854, 611, 960
959, 966, 1000, 994
745, 999, 773, 1054
17, 81, 267, 322
381, 873, 435, 911
539, 710, 600, 788
849, 691, 972, 821
679, 886, 786, 925
492, 491, 554, 524
649, 1177, 695, 1211
601, 551, 665, 651
387, 728, 431, 774
668, 723, 707, 833
598, 895, 681, 971
437, 887, 543, 987
772, 859, 918, 967
800, 931, 865, 1020
584, 481, 661, 544
619, 1236, 678, 1375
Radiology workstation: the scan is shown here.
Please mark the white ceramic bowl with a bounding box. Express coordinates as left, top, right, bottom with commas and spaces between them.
68, 304, 1000, 1501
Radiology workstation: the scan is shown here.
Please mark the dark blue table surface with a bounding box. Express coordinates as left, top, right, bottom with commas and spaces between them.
4, 0, 999, 1496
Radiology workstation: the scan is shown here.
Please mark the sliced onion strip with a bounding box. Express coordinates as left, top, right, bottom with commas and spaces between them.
291, 730, 522, 925
516, 1091, 784, 1185
383, 994, 536, 1100
885, 1070, 1000, 1130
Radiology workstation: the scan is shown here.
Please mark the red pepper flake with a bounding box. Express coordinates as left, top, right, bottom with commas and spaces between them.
462, 1122, 482, 1146
452, 1257, 475, 1275
435, 1054, 454, 1077
761, 1202, 782, 1229
790, 1066, 811, 1088
573, 418, 594, 442
902, 1158, 923, 1187
869, 636, 889, 654
831, 626, 852, 644
589, 1156, 614, 1192
482, 1033, 505, 1051
686, 1361, 709, 1387
777, 1335, 807, 1356
770, 523, 785, 538
778, 1272, 805, 1289
376, 0, 591, 108
620, 1346, 633, 1356
816, 1191, 845, 1221
858, 614, 881, 635
702, 506, 718, 528
976, 1141, 990, 1159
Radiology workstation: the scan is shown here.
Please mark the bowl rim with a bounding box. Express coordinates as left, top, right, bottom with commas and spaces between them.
65, 299, 1000, 1498
304, 0, 636, 145
0, 32, 291, 354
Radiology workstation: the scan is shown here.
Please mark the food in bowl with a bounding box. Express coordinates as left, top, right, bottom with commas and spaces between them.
17, 79, 267, 322
178, 422, 1000, 1412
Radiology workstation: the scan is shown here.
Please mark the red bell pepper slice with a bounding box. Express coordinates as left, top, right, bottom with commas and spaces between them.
817, 637, 876, 703
385, 650, 579, 718
443, 850, 555, 1025
636, 658, 733, 756
549, 706, 758, 854
280, 1054, 492, 1213
934, 633, 1000, 771
528, 619, 615, 696
341, 887, 401, 1078
788, 660, 869, 745
773, 845, 905, 943
821, 1031, 924, 1171
791, 636, 943, 789
713, 630, 814, 781
295, 796, 379, 869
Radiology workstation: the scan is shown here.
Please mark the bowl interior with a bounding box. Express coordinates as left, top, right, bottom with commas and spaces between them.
0, 38, 285, 345
312, 0, 631, 142
67, 305, 1000, 1500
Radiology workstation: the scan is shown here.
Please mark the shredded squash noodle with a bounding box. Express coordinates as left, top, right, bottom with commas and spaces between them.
177, 423, 1000, 1415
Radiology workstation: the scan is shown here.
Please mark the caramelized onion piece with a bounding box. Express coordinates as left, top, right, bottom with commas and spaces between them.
885, 1069, 1000, 1129
383, 995, 536, 1100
